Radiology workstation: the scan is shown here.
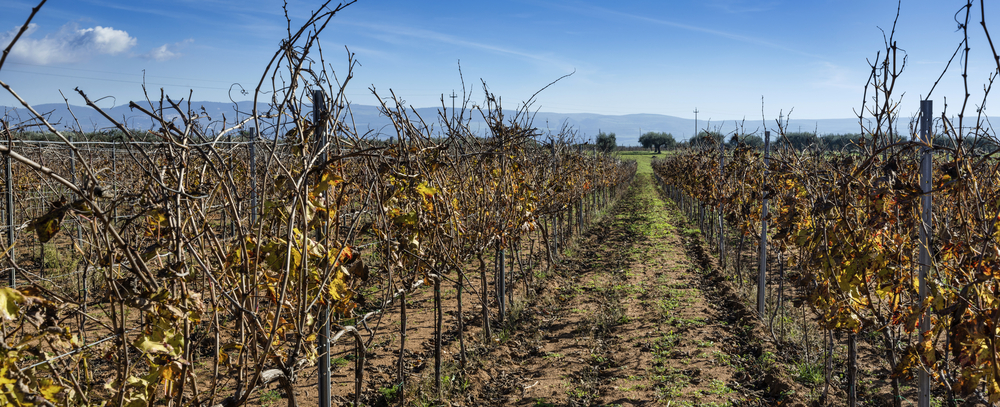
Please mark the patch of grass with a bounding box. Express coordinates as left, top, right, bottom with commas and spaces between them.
682, 228, 701, 237
332, 356, 350, 368
711, 351, 733, 366
618, 383, 647, 391
752, 351, 778, 372
534, 399, 556, 407
707, 379, 733, 395
656, 297, 681, 317
568, 387, 588, 398
379, 384, 401, 402
496, 328, 513, 343
259, 389, 281, 406
795, 360, 824, 386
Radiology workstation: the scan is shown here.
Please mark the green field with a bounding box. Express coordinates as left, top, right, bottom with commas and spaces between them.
616, 150, 670, 175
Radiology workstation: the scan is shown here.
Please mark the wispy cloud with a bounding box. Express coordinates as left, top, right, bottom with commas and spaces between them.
548, 2, 826, 60
0, 0, 35, 11
81, 0, 285, 35
80, 0, 194, 21
142, 39, 194, 62
1, 23, 136, 65
708, 0, 779, 14
811, 61, 856, 90
343, 21, 577, 71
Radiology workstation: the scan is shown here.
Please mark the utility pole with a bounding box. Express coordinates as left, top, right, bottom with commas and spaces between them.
450, 90, 458, 126
694, 108, 700, 139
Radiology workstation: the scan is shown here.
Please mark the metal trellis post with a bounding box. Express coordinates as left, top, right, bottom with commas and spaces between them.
498, 242, 505, 323
5, 149, 14, 288
758, 130, 770, 319
314, 90, 332, 407
250, 128, 258, 226
918, 100, 932, 407
719, 139, 725, 271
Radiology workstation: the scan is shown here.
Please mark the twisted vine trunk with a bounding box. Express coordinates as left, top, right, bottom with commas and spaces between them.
398, 289, 407, 407
456, 267, 467, 369
848, 332, 857, 407
881, 330, 901, 407
538, 220, 555, 270
478, 252, 492, 340
433, 276, 442, 399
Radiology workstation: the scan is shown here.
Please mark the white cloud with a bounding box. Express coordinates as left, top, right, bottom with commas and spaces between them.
144, 44, 177, 61
142, 39, 193, 62
0, 23, 137, 65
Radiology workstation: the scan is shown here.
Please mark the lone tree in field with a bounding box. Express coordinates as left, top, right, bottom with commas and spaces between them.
639, 131, 675, 153
596, 131, 616, 152
689, 131, 724, 149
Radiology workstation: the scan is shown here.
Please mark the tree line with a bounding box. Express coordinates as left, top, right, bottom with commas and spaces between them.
626, 130, 999, 153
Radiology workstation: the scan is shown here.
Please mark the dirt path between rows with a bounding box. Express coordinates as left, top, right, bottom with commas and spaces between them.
462, 173, 809, 407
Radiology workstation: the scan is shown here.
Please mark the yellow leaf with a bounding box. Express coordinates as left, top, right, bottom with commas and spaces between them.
328, 268, 351, 301
414, 182, 438, 199
133, 320, 184, 357
313, 171, 345, 194
0, 288, 22, 321
37, 378, 63, 402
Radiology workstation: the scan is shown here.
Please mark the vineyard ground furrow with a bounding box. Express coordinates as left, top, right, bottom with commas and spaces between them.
457, 170, 809, 407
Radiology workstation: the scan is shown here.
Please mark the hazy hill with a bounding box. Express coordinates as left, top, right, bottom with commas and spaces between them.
2, 101, 866, 145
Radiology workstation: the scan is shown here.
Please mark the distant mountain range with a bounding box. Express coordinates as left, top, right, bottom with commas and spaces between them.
1, 101, 868, 146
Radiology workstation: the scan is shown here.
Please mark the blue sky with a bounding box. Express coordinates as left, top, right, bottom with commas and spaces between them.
0, 0, 996, 123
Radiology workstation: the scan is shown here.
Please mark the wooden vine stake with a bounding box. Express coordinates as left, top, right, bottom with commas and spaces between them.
918, 99, 932, 407
758, 130, 770, 319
